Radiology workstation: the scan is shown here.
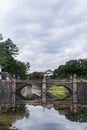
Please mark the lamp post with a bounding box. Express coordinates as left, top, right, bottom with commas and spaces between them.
0, 65, 2, 80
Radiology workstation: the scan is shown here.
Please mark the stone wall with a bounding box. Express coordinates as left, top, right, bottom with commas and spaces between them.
77, 81, 87, 103
0, 80, 12, 104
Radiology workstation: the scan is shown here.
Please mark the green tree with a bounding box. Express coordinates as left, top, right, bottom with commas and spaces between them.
52, 59, 87, 79
52, 65, 67, 79
26, 62, 30, 73
1, 38, 18, 56
0, 36, 30, 79
0, 38, 18, 65
65, 60, 78, 76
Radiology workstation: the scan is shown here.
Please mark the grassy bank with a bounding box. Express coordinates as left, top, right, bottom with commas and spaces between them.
48, 85, 70, 100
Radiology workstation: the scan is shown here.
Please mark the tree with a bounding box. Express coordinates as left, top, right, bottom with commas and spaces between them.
28, 72, 43, 79
0, 38, 19, 72
0, 38, 18, 64
65, 60, 78, 76
52, 59, 87, 79
0, 36, 30, 79
2, 38, 18, 56
26, 62, 30, 73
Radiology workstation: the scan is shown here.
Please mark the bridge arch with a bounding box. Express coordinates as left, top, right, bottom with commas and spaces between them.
16, 82, 32, 94
46, 80, 73, 92
15, 79, 73, 101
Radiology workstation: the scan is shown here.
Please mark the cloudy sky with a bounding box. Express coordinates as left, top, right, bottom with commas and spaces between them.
0, 0, 87, 72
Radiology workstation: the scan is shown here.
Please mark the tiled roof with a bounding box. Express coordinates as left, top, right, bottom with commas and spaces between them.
44, 69, 53, 73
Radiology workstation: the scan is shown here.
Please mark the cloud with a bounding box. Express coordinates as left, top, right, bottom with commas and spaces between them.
0, 0, 87, 72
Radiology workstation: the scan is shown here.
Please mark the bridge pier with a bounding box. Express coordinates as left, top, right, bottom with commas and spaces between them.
12, 78, 16, 93
71, 75, 78, 113
72, 75, 78, 102
11, 78, 16, 105
42, 77, 46, 103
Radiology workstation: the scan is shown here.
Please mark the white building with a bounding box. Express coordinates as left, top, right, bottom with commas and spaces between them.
44, 69, 53, 77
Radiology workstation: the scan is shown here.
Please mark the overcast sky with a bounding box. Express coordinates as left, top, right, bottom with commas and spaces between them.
0, 0, 87, 72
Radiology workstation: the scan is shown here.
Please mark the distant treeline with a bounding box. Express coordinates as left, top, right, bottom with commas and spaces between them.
52, 59, 87, 79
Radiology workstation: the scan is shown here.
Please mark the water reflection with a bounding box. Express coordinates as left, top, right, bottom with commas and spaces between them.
66, 109, 87, 122
1, 92, 87, 130
12, 105, 87, 130
0, 102, 87, 130
0, 103, 27, 130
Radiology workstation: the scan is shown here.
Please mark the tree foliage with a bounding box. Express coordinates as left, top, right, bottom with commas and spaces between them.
28, 72, 43, 79
0, 37, 30, 79
52, 59, 87, 79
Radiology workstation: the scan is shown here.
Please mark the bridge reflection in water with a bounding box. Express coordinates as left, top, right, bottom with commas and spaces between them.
0, 91, 87, 113
0, 91, 87, 130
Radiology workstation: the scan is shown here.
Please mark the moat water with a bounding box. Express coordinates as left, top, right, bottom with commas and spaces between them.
10, 104, 87, 130
0, 93, 87, 130
0, 87, 87, 130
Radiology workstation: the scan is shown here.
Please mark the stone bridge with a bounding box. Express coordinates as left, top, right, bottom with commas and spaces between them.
15, 79, 73, 93
1, 78, 87, 104
16, 79, 42, 93
14, 78, 78, 102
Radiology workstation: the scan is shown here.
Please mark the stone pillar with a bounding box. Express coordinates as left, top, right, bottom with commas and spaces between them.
12, 78, 16, 93
12, 93, 16, 104
11, 78, 16, 105
72, 74, 78, 113
42, 76, 46, 103
73, 74, 78, 101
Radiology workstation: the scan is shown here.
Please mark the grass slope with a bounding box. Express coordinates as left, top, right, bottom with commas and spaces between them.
48, 85, 69, 99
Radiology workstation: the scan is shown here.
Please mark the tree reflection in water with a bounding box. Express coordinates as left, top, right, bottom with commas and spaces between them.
11, 104, 87, 130
66, 109, 87, 122
0, 104, 27, 130
1, 102, 87, 130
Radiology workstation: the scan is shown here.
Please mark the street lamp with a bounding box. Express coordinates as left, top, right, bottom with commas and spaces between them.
0, 64, 2, 80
